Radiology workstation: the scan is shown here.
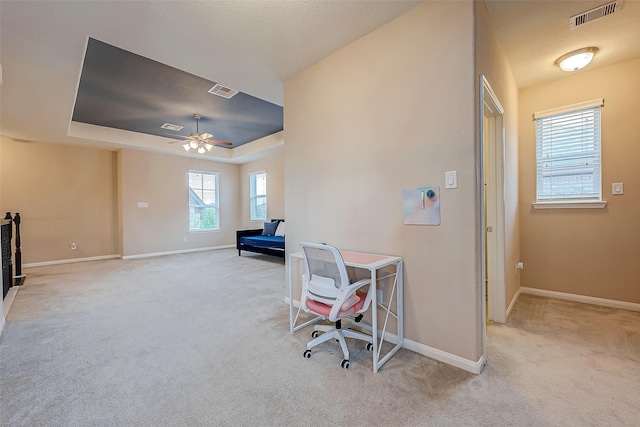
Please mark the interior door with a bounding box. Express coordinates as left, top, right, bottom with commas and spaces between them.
481, 76, 506, 328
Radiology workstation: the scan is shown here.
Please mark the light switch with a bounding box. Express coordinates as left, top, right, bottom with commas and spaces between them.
612, 183, 624, 195
445, 171, 458, 189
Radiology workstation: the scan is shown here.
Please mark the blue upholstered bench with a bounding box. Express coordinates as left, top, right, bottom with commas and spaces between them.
236, 219, 285, 258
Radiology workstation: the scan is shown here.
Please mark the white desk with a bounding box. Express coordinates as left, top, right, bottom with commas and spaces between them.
288, 250, 403, 373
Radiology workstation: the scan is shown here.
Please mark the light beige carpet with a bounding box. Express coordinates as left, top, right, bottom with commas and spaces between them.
1, 249, 639, 426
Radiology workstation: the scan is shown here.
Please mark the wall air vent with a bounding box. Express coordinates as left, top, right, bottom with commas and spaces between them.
161, 123, 183, 131
570, 1, 621, 29
208, 83, 238, 99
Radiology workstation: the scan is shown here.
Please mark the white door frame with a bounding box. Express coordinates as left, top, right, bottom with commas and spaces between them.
480, 75, 506, 356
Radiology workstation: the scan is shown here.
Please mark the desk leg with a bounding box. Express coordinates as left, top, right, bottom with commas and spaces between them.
371, 268, 379, 373
398, 260, 404, 346
371, 260, 403, 373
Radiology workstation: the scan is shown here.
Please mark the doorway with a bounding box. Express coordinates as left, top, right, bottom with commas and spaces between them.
480, 76, 506, 354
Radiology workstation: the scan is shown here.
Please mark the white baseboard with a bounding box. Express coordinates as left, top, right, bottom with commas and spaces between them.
23, 245, 236, 266
403, 339, 485, 374
506, 287, 521, 319
284, 297, 483, 374
3, 286, 18, 319
520, 287, 640, 312
1, 285, 19, 337
284, 296, 300, 308
121, 245, 234, 260
24, 254, 121, 268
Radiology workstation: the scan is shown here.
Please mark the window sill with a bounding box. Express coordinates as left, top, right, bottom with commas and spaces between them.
532, 201, 607, 210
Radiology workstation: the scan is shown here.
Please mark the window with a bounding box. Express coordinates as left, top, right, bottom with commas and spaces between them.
534, 99, 604, 208
188, 171, 219, 231
250, 171, 267, 221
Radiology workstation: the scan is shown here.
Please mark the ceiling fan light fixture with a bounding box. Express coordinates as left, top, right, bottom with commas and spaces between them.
555, 47, 598, 72
175, 113, 232, 154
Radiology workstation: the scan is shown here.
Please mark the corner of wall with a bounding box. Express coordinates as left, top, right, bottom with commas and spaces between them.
116, 150, 124, 257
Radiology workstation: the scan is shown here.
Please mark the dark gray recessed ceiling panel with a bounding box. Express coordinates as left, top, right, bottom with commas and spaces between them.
72, 38, 283, 148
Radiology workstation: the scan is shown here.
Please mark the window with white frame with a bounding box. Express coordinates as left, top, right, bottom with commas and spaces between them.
250, 171, 267, 221
535, 99, 603, 204
188, 171, 219, 231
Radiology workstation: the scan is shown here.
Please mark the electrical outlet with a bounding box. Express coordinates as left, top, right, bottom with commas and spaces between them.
183, 237, 188, 243
71, 242, 77, 250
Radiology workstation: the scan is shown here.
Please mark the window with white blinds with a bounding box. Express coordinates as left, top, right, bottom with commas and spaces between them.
250, 171, 267, 221
535, 100, 602, 202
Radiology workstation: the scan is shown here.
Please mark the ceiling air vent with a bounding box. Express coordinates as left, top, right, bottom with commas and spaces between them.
570, 1, 622, 29
161, 123, 183, 131
208, 83, 238, 99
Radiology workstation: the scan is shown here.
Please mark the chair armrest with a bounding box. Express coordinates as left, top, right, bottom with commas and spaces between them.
329, 278, 372, 320
344, 278, 372, 293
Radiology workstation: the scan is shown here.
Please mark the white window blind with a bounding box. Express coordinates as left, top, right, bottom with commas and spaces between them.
535, 102, 602, 202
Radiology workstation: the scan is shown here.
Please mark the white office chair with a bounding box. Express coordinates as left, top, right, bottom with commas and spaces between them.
299, 242, 374, 369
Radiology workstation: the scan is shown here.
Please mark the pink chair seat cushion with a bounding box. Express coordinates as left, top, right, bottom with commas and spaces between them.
305, 290, 367, 318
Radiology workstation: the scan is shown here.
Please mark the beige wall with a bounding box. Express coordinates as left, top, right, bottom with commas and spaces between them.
0, 137, 118, 264
519, 58, 640, 303
475, 1, 521, 313
119, 149, 240, 257
285, 1, 482, 362
0, 139, 263, 261
238, 151, 284, 230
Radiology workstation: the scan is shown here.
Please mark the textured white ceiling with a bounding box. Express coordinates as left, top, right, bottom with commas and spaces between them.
1, 1, 639, 161
0, 1, 421, 160
485, 0, 640, 89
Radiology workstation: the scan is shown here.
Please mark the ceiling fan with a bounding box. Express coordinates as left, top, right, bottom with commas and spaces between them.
170, 113, 233, 153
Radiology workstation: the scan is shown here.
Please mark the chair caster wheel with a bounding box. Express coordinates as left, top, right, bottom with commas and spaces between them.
366, 342, 373, 351
311, 331, 319, 339
303, 350, 312, 359
341, 359, 350, 369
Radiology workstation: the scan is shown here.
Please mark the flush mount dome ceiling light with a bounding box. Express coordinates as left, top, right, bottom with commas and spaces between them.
555, 47, 599, 72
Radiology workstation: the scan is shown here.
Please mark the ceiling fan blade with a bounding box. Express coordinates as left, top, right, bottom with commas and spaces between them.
162, 115, 229, 148
207, 139, 233, 147
161, 132, 188, 142
166, 136, 195, 144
